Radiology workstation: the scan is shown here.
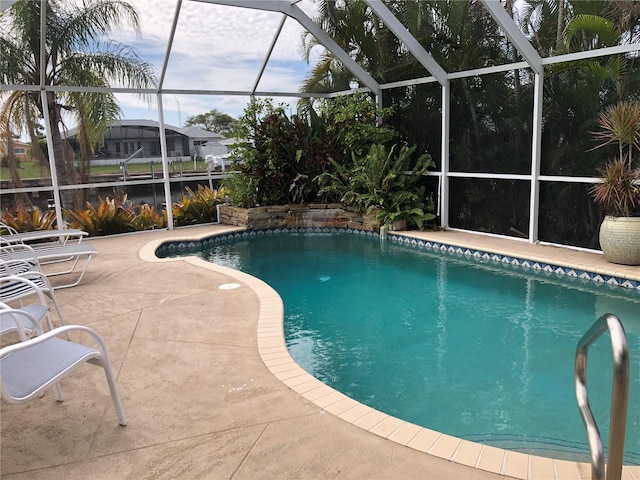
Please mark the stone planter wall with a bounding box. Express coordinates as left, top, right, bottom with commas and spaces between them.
219, 204, 381, 232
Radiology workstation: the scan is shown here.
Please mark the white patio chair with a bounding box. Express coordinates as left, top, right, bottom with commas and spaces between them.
0, 255, 40, 276
0, 302, 49, 341
0, 273, 64, 331
0, 241, 97, 289
0, 306, 57, 399
0, 222, 87, 246
0, 316, 127, 426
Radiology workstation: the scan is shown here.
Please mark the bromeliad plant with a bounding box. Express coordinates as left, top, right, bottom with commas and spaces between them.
3, 186, 229, 236
65, 193, 170, 234
130, 203, 166, 231
64, 193, 136, 236
172, 185, 226, 226
1, 206, 57, 232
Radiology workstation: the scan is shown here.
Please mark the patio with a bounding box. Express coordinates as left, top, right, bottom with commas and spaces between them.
1, 224, 639, 479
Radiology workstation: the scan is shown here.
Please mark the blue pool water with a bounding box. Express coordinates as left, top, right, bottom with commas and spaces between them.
160, 231, 640, 463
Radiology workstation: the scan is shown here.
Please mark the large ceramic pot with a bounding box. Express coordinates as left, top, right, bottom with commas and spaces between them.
599, 215, 640, 265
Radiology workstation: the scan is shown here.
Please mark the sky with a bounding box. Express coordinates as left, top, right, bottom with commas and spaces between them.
112, 0, 322, 127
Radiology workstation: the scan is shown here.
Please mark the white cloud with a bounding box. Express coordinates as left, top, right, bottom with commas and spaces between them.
112, 0, 318, 120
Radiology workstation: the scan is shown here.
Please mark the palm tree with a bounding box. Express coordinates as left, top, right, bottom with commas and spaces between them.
0, 0, 156, 209
301, 0, 390, 93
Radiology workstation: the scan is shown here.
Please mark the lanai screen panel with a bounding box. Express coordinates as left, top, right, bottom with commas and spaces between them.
448, 70, 533, 175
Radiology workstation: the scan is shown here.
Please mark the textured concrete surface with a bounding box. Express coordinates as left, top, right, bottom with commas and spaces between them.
2, 225, 515, 480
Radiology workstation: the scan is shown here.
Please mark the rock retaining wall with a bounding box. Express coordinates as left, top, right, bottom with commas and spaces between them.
219, 204, 381, 232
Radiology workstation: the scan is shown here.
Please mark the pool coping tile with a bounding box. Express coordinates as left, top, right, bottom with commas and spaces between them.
368, 416, 405, 438
387, 422, 423, 446
502, 451, 529, 479
288, 377, 325, 394
261, 355, 295, 367
353, 410, 389, 431
313, 390, 346, 409
428, 434, 462, 460
453, 440, 484, 468
282, 374, 315, 388
406, 428, 441, 452
529, 455, 555, 480
552, 459, 584, 480
337, 403, 373, 423
477, 445, 506, 475
304, 385, 336, 402
624, 465, 640, 480
323, 397, 360, 416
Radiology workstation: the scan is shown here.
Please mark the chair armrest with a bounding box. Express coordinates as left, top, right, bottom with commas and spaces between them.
0, 307, 45, 336
0, 325, 109, 359
1, 243, 36, 253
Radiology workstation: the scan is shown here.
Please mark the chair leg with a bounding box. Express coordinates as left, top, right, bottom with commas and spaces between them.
101, 361, 127, 426
53, 382, 64, 402
43, 311, 55, 331
45, 292, 66, 327
43, 291, 70, 340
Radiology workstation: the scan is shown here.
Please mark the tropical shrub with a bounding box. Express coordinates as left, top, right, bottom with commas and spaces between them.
0, 206, 57, 232
224, 173, 258, 209
64, 194, 135, 236
172, 185, 226, 226
225, 94, 398, 207
227, 99, 311, 206
318, 143, 437, 230
589, 101, 640, 217
314, 92, 396, 160
131, 204, 167, 231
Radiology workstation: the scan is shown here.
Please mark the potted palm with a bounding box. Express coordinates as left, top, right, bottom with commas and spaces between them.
589, 101, 640, 265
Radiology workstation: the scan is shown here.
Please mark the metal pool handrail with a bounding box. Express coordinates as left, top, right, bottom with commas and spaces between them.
575, 313, 630, 480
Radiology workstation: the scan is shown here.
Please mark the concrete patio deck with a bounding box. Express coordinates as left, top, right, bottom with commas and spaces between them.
1, 225, 638, 479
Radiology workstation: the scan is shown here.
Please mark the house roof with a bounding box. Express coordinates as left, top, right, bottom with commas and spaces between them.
65, 119, 223, 140
178, 125, 224, 140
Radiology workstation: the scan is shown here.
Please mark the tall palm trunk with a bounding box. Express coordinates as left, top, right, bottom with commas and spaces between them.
555, 0, 566, 54
505, 0, 521, 100
24, 94, 48, 178
4, 134, 31, 206
45, 91, 74, 208
76, 122, 93, 207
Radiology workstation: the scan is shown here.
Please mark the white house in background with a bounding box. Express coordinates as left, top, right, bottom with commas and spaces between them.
195, 135, 235, 159
200, 137, 239, 171
65, 119, 227, 165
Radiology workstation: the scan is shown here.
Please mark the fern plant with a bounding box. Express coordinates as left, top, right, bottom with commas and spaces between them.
318, 143, 436, 230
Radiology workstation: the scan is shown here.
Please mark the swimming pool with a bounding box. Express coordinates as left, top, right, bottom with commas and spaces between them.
158, 230, 640, 464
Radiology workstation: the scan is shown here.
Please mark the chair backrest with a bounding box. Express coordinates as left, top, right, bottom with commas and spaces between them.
0, 258, 42, 277
0, 274, 49, 305
0, 305, 44, 340
0, 244, 41, 270
1, 241, 35, 253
